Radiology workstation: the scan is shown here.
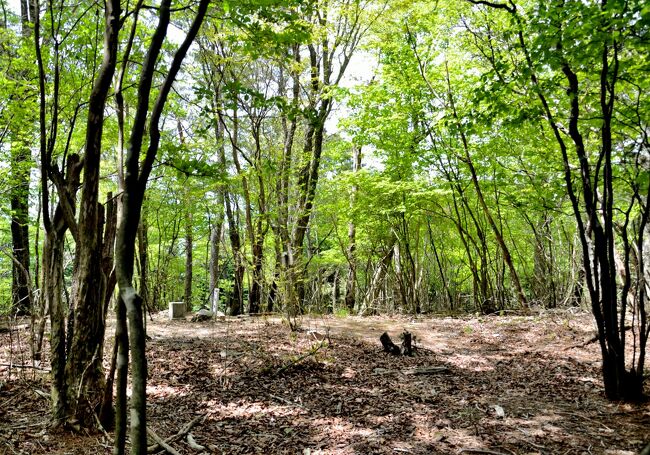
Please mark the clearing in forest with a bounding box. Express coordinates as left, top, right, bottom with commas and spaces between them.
1, 311, 649, 454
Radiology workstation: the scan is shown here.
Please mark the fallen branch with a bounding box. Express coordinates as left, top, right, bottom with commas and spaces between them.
0, 324, 30, 333
568, 326, 633, 350
402, 366, 448, 375
147, 428, 181, 455
147, 413, 206, 453
186, 433, 206, 451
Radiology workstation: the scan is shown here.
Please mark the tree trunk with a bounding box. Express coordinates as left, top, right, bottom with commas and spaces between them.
45, 229, 67, 422
345, 146, 361, 311
444, 64, 527, 309
10, 144, 31, 315
214, 89, 244, 316
184, 208, 193, 312
65, 0, 121, 417
114, 3, 209, 451
9, 0, 36, 316
209, 217, 222, 313
137, 217, 149, 311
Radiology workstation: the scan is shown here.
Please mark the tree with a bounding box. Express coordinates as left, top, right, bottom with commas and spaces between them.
8, 0, 35, 316
114, 0, 209, 451
463, 0, 649, 400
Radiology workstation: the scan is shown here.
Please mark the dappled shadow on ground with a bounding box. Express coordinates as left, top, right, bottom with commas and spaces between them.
1, 312, 649, 454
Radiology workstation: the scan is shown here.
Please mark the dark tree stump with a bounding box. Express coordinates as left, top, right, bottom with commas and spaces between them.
402, 331, 413, 356
380, 332, 401, 355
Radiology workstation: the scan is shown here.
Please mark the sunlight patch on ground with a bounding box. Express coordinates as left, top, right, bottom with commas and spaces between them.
147, 384, 190, 400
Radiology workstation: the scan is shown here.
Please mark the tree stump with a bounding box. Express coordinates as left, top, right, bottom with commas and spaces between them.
402, 331, 413, 356
380, 332, 401, 355
380, 331, 414, 356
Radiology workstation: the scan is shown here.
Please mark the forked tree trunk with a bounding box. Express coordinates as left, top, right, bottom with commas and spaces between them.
443, 63, 527, 309
64, 0, 121, 423
114, 3, 209, 453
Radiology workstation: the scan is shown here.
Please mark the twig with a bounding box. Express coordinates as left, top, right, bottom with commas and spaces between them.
554, 411, 613, 432
147, 428, 181, 455
0, 363, 50, 372
91, 404, 112, 444
147, 413, 206, 453
269, 394, 308, 409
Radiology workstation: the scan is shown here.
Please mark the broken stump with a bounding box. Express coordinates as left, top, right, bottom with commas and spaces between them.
402, 331, 413, 356
380, 331, 415, 356
380, 332, 401, 355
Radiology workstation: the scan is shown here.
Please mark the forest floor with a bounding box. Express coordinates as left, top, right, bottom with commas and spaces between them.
1, 310, 649, 454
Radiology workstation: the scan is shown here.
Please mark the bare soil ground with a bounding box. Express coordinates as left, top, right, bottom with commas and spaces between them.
1, 311, 649, 454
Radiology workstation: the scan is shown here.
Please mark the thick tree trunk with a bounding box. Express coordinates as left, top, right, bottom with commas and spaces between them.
113, 297, 129, 454
63, 0, 120, 424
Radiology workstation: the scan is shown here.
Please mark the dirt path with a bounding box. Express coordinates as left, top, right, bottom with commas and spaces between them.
1, 311, 648, 454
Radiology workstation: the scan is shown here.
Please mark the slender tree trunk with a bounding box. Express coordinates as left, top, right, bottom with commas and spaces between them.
214, 88, 244, 316
10, 146, 31, 315
9, 0, 35, 316
345, 146, 361, 311
184, 208, 193, 312
427, 219, 454, 311
444, 63, 527, 309
209, 217, 223, 313
361, 242, 395, 315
